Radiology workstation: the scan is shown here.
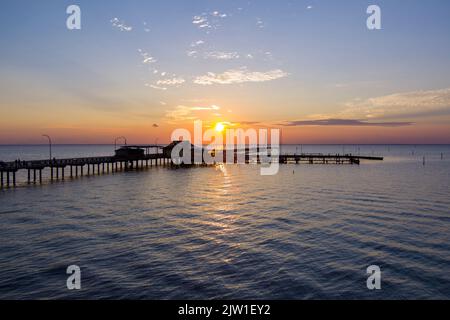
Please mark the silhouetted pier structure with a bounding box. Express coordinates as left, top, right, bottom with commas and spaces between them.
278, 154, 383, 165
0, 143, 383, 188
0, 145, 166, 188
216, 148, 383, 165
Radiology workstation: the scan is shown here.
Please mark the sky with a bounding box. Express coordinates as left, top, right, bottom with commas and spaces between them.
1, 0, 450, 144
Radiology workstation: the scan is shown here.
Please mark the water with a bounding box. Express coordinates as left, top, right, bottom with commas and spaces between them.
0, 145, 450, 299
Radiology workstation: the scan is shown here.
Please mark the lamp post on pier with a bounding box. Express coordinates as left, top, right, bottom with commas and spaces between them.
114, 136, 128, 151
42, 135, 52, 161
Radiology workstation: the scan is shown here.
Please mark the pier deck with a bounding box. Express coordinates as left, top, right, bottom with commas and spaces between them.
278, 154, 383, 165
0, 148, 383, 188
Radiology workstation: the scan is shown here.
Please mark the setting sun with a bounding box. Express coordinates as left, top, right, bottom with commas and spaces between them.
215, 122, 225, 132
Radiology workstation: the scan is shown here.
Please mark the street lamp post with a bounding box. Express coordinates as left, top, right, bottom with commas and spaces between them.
154, 138, 159, 154
42, 135, 52, 161
114, 136, 128, 151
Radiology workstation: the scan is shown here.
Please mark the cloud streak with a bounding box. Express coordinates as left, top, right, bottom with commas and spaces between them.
156, 77, 185, 86
138, 49, 156, 64
291, 87, 450, 128
165, 105, 221, 122
280, 119, 414, 127
342, 87, 450, 119
145, 84, 167, 91
111, 18, 133, 32
194, 67, 288, 85
203, 51, 240, 60
192, 11, 228, 32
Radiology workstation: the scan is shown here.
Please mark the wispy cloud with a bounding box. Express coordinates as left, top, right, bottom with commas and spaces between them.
192, 14, 212, 31
342, 87, 450, 119
295, 87, 450, 126
256, 18, 265, 29
138, 49, 157, 64
194, 67, 288, 85
280, 119, 414, 127
110, 18, 133, 32
165, 105, 195, 122
192, 11, 228, 33
190, 40, 205, 48
193, 15, 208, 25
165, 105, 221, 122
190, 105, 220, 111
145, 84, 167, 91
156, 77, 185, 86
143, 21, 150, 33
203, 51, 240, 60
211, 11, 227, 18
186, 50, 198, 58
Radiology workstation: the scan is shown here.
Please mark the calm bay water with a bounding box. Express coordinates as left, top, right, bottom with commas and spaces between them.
0, 145, 449, 299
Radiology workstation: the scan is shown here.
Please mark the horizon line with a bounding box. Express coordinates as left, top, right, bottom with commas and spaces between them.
1, 143, 450, 146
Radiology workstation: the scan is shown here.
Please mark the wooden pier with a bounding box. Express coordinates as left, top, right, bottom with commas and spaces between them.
278, 154, 383, 165
0, 144, 383, 188
0, 145, 168, 188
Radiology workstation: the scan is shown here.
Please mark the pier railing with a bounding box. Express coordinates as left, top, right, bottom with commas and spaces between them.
0, 150, 383, 188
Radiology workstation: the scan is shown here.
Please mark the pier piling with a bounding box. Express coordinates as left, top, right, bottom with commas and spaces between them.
0, 145, 384, 188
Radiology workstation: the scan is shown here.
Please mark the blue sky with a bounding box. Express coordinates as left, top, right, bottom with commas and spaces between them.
1, 0, 450, 143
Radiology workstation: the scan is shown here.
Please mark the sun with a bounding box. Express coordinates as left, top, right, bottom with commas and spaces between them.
215, 122, 225, 132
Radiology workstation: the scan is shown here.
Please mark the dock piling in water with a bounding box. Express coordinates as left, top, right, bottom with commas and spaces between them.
0, 144, 384, 188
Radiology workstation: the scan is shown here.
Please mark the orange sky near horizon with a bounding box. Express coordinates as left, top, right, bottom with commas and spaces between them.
1, 121, 449, 145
